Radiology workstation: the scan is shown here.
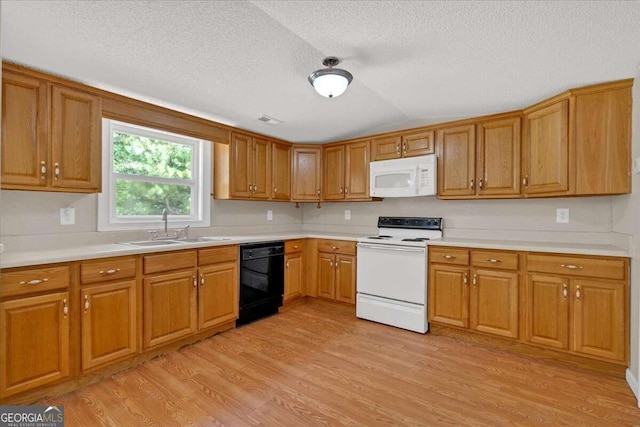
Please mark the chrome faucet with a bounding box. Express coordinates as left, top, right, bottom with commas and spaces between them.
161, 208, 168, 234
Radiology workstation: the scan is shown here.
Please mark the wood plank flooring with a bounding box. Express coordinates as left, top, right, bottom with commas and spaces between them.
45, 299, 640, 426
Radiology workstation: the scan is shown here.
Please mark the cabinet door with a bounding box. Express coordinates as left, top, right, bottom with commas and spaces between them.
527, 274, 569, 349
81, 280, 137, 371
371, 135, 401, 161
335, 255, 356, 304
402, 131, 434, 157
436, 124, 476, 197
477, 117, 521, 197
252, 137, 271, 199
198, 261, 239, 330
573, 279, 626, 362
285, 253, 303, 302
292, 146, 322, 200
470, 269, 518, 338
345, 141, 370, 200
229, 132, 253, 198
271, 142, 291, 200
317, 254, 336, 300
323, 145, 345, 200
143, 271, 197, 349
523, 100, 570, 196
1, 292, 70, 398
428, 265, 469, 328
50, 85, 101, 191
1, 72, 48, 188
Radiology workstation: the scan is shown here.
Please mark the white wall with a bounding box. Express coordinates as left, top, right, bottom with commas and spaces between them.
612, 69, 640, 401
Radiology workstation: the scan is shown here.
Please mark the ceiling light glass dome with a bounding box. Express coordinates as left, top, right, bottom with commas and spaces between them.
308, 57, 353, 98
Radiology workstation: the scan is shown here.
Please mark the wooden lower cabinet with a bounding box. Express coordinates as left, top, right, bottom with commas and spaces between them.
317, 252, 356, 304
0, 291, 70, 398
470, 269, 518, 338
143, 271, 197, 349
428, 265, 469, 328
198, 261, 238, 329
81, 280, 137, 371
285, 253, 303, 301
527, 274, 569, 349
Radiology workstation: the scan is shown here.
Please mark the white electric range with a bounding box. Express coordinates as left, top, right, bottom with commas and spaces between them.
356, 217, 443, 333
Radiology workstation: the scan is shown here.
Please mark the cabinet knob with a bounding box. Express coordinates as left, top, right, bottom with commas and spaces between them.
478, 179, 484, 190
273, 186, 277, 193
472, 274, 477, 286
40, 161, 47, 180
463, 273, 468, 285
561, 264, 583, 270
63, 299, 69, 316
193, 276, 197, 288
396, 144, 400, 154
486, 258, 501, 263
443, 255, 456, 260
286, 261, 289, 268
345, 187, 349, 194
200, 274, 205, 286
54, 163, 60, 180
522, 175, 529, 187
562, 284, 568, 299
329, 260, 333, 267
317, 188, 321, 196
84, 295, 90, 312
575, 285, 581, 300
402, 142, 407, 152
99, 268, 120, 275
332, 246, 338, 250
340, 188, 343, 194
470, 179, 474, 190
293, 245, 298, 249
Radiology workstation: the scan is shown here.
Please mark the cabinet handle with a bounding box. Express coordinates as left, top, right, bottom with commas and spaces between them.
293, 245, 298, 249
84, 295, 90, 312
317, 188, 321, 196
345, 187, 349, 194
200, 273, 205, 286
193, 275, 197, 288
40, 161, 47, 180
486, 258, 501, 263
522, 175, 528, 187
329, 260, 333, 267
286, 261, 289, 268
63, 299, 69, 316
470, 179, 474, 190
576, 285, 581, 300
478, 179, 484, 190
472, 274, 477, 286
402, 142, 407, 152
561, 264, 583, 270
332, 246, 339, 250
463, 273, 468, 285
273, 186, 277, 193
19, 278, 49, 285
442, 255, 456, 260
562, 284, 568, 299
99, 268, 120, 275
335, 261, 339, 269
340, 188, 343, 194
54, 163, 60, 180
396, 144, 400, 154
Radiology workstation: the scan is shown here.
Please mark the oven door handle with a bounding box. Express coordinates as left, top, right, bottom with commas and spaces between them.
357, 243, 425, 253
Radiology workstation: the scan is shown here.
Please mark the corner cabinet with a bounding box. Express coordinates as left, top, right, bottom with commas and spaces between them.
292, 145, 322, 201
2, 69, 102, 193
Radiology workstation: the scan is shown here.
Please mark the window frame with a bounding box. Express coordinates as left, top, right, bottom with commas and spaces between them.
98, 118, 211, 231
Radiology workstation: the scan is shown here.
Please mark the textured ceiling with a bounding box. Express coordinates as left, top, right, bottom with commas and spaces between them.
2, 1, 640, 143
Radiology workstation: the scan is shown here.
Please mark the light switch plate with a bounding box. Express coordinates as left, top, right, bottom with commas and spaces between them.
556, 208, 569, 224
60, 207, 75, 225
344, 210, 351, 220
267, 210, 273, 221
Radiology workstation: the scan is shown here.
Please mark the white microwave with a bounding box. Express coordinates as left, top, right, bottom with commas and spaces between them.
370, 154, 437, 198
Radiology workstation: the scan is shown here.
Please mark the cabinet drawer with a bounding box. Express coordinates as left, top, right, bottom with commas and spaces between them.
527, 254, 627, 280
429, 247, 469, 266
285, 239, 306, 254
317, 239, 356, 255
80, 256, 137, 284
143, 250, 197, 275
471, 250, 519, 270
199, 245, 238, 266
1, 266, 70, 298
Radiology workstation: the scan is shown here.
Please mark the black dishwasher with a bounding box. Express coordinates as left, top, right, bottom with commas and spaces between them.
237, 241, 285, 326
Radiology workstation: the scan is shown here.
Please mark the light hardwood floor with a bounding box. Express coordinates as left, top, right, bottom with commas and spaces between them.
46, 299, 640, 426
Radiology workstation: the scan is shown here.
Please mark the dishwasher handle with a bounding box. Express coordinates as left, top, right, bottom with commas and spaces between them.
357, 243, 425, 253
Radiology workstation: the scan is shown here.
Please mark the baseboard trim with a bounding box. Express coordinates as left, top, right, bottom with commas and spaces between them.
626, 368, 640, 405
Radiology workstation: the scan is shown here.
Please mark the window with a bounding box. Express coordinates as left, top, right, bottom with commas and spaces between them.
98, 119, 211, 231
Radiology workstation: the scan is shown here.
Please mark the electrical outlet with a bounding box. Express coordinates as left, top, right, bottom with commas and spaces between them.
267, 210, 273, 221
60, 207, 75, 225
556, 208, 569, 224
344, 210, 351, 220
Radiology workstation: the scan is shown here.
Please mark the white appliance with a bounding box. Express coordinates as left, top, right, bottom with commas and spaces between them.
356, 217, 443, 333
369, 154, 436, 198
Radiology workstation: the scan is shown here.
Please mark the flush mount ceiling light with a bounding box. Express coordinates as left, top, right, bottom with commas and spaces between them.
308, 56, 353, 98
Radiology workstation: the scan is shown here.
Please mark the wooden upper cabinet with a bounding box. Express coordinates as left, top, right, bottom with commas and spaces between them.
436, 124, 476, 197
402, 131, 434, 157
322, 145, 345, 200
229, 132, 253, 198
476, 116, 521, 198
271, 142, 291, 200
1, 72, 48, 188
292, 145, 322, 201
574, 86, 631, 195
523, 99, 570, 196
345, 140, 370, 200
50, 85, 102, 191
2, 70, 102, 193
371, 135, 401, 161
252, 137, 271, 199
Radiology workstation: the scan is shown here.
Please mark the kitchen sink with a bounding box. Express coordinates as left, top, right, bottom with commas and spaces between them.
121, 240, 187, 247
